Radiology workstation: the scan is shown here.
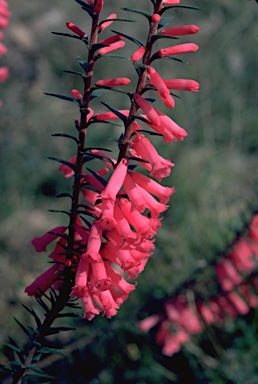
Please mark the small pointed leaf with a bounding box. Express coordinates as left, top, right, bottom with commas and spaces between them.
90, 88, 108, 100
48, 157, 77, 172
121, 7, 151, 19
44, 93, 80, 106
158, 17, 173, 29
5, 343, 21, 353
86, 168, 108, 187
111, 30, 143, 47
77, 56, 88, 71
64, 70, 87, 79
51, 32, 82, 40
101, 102, 128, 123
52, 133, 79, 144
151, 34, 178, 42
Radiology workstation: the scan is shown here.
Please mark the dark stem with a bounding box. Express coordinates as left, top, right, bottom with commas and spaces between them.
10, 13, 101, 384
117, 0, 164, 163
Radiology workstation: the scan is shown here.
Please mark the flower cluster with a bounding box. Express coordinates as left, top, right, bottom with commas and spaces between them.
139, 214, 258, 356
0, 0, 10, 106
25, 0, 200, 320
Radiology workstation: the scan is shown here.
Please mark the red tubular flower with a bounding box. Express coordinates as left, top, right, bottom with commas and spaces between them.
31, 226, 67, 252
93, 0, 104, 14
25, 265, 59, 297
163, 79, 200, 92
160, 25, 199, 36
249, 214, 258, 242
98, 40, 125, 56
93, 109, 129, 121
66, 22, 87, 38
147, 66, 175, 108
96, 77, 131, 87
162, 0, 180, 5
0, 66, 8, 82
133, 93, 160, 126
131, 46, 146, 62
99, 34, 123, 45
129, 133, 174, 181
156, 43, 199, 57
99, 13, 117, 32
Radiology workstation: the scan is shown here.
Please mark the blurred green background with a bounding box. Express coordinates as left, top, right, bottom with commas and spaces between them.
0, 0, 258, 382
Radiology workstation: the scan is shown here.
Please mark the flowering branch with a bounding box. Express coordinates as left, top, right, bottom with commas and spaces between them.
0, 0, 10, 106
1, 0, 200, 381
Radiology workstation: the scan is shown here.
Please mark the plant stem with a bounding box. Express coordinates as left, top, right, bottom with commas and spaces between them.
117, 0, 164, 163
11, 12, 101, 384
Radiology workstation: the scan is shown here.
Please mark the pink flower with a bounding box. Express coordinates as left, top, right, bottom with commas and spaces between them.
96, 77, 131, 87
130, 172, 175, 204
156, 43, 199, 57
160, 25, 199, 36
25, 264, 59, 297
249, 214, 258, 242
71, 89, 83, 99
225, 291, 249, 315
133, 93, 161, 126
161, 79, 199, 92
82, 221, 102, 262
99, 13, 117, 32
162, 330, 189, 357
139, 315, 160, 333
93, 109, 129, 121
99, 34, 123, 45
98, 40, 125, 56
131, 46, 146, 62
163, 0, 180, 5
59, 156, 77, 178
0, 66, 8, 82
147, 66, 175, 108
101, 157, 128, 201
66, 22, 87, 38
216, 260, 242, 291
129, 133, 174, 181
32, 226, 67, 252
93, 0, 104, 14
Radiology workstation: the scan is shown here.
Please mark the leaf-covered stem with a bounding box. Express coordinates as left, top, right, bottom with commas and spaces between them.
10, 12, 102, 384
117, 0, 163, 163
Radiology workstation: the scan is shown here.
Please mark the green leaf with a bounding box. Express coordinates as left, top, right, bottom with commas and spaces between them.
121, 7, 151, 19
86, 168, 108, 187
77, 56, 88, 71
75, 0, 93, 15
51, 32, 83, 40
44, 93, 80, 106
151, 55, 187, 64
22, 305, 41, 328
158, 17, 173, 30
55, 193, 73, 199
52, 133, 79, 144
111, 29, 143, 47
151, 34, 178, 43
92, 43, 109, 53
48, 157, 77, 172
161, 5, 203, 14
13, 317, 31, 338
5, 343, 21, 353
84, 147, 112, 152
39, 347, 67, 357
101, 102, 128, 124
99, 18, 135, 28
90, 88, 108, 100
46, 327, 76, 336
95, 53, 128, 61
27, 365, 55, 380
94, 85, 131, 96
64, 70, 87, 79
